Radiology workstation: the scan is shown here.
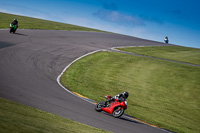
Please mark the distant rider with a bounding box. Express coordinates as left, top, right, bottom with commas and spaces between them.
105, 91, 129, 106
164, 36, 168, 44
11, 18, 18, 28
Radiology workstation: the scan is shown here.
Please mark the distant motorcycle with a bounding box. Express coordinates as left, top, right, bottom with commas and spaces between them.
10, 23, 17, 33
164, 36, 169, 43
95, 95, 127, 118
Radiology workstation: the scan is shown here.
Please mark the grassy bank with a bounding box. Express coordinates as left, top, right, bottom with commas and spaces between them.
117, 46, 200, 65
61, 51, 200, 133
0, 97, 110, 133
0, 12, 106, 32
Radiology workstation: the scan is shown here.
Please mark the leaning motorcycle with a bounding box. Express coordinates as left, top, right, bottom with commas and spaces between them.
95, 95, 127, 118
10, 23, 17, 33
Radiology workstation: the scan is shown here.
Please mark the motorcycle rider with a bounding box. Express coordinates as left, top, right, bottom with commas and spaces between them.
105, 91, 129, 106
11, 18, 18, 28
164, 36, 168, 43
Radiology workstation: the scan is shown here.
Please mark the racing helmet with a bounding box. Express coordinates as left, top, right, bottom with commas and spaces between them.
123, 91, 129, 99
14, 18, 17, 21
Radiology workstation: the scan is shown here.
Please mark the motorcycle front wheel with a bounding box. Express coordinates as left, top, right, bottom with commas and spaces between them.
95, 102, 105, 112
10, 28, 12, 33
112, 107, 124, 118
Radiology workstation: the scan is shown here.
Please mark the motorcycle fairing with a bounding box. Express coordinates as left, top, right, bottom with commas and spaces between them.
102, 100, 127, 114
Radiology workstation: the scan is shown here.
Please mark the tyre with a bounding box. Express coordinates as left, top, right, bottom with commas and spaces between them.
10, 28, 12, 33
13, 28, 16, 33
95, 102, 105, 112
112, 107, 124, 118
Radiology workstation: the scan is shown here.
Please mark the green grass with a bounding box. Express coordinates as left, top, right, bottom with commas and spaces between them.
0, 97, 110, 133
61, 51, 200, 133
117, 46, 200, 65
0, 12, 107, 32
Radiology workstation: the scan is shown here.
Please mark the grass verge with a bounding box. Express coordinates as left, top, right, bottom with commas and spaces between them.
61, 51, 200, 133
0, 97, 110, 133
117, 46, 200, 65
0, 12, 107, 32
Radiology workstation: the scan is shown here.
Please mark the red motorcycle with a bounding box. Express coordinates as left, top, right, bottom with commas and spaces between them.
95, 95, 127, 118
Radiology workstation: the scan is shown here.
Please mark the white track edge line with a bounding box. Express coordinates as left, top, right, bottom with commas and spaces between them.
57, 49, 107, 104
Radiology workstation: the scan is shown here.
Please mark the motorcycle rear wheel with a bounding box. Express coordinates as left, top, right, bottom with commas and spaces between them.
95, 102, 105, 112
112, 107, 124, 118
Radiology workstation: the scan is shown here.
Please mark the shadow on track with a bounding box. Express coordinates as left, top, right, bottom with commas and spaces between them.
102, 112, 141, 124
0, 41, 15, 49
119, 117, 141, 124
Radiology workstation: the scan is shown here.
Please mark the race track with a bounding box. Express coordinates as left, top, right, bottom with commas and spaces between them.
0, 29, 171, 133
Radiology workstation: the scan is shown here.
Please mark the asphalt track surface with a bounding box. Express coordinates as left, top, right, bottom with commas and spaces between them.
0, 29, 172, 133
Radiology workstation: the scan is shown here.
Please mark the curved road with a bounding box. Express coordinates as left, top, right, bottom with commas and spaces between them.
0, 29, 171, 133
